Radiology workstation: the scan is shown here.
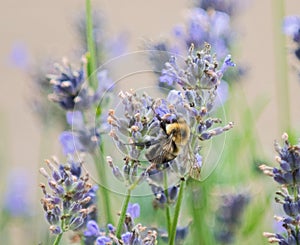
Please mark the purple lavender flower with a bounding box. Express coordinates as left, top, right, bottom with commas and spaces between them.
84, 220, 100, 237
283, 16, 300, 60
96, 236, 111, 245
9, 42, 29, 70
59, 111, 100, 155
83, 220, 158, 245
175, 8, 232, 58
59, 131, 85, 155
121, 232, 132, 244
47, 58, 86, 110
39, 157, 97, 235
260, 133, 300, 244
283, 16, 300, 43
84, 220, 101, 245
48, 58, 113, 111
194, 0, 243, 16
214, 193, 250, 244
127, 203, 140, 219
150, 183, 179, 209
147, 2, 244, 87
161, 225, 190, 244
108, 44, 234, 186
3, 169, 32, 217
105, 32, 129, 58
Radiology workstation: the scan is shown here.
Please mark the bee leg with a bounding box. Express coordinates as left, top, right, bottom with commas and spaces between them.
145, 162, 156, 174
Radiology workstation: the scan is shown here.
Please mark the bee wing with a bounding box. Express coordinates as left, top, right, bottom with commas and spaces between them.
145, 135, 177, 164
129, 138, 161, 148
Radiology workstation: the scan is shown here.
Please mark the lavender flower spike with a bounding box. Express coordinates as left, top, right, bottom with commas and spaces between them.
39, 157, 97, 235
260, 133, 300, 244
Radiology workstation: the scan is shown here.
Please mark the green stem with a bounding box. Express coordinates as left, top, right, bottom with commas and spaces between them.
85, 0, 98, 90
116, 189, 132, 238
169, 179, 185, 245
163, 170, 172, 236
94, 147, 113, 224
53, 219, 64, 245
53, 233, 63, 245
272, 0, 290, 134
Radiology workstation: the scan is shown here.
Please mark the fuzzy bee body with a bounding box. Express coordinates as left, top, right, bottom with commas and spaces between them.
133, 117, 190, 165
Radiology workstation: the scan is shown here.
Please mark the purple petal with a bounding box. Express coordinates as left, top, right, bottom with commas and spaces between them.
96, 236, 111, 245
66, 111, 84, 129
59, 131, 84, 155
84, 220, 100, 237
121, 232, 132, 244
127, 203, 140, 219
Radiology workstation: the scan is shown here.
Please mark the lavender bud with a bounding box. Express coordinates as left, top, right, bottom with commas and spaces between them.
49, 225, 62, 235
45, 212, 59, 225
69, 216, 85, 230
168, 186, 178, 201
112, 166, 124, 182
52, 170, 61, 182
74, 180, 85, 192
70, 203, 82, 214
53, 206, 61, 216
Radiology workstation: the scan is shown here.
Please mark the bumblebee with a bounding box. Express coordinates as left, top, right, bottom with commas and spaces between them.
133, 116, 190, 165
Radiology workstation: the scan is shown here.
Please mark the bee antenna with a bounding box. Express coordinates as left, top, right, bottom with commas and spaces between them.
150, 102, 162, 121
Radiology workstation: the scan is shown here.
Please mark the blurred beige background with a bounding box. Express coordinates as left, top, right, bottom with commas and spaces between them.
1, 0, 300, 242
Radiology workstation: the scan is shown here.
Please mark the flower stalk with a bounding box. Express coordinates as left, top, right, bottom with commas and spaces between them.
169, 178, 185, 245
85, 0, 98, 90
116, 189, 132, 239
53, 234, 63, 245
94, 149, 113, 224
164, 170, 172, 236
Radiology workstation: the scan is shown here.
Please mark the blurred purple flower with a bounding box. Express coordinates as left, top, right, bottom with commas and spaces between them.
195, 0, 243, 16
59, 131, 85, 155
96, 236, 111, 245
106, 32, 129, 58
95, 69, 114, 98
66, 111, 84, 129
60, 111, 100, 155
283, 16, 300, 43
283, 16, 300, 61
84, 220, 100, 237
3, 169, 31, 217
173, 8, 232, 59
9, 42, 29, 70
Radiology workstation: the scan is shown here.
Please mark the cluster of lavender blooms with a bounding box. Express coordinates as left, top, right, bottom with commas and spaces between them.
47, 57, 113, 155
283, 16, 300, 61
214, 193, 249, 244
30, 10, 125, 126
84, 203, 158, 245
193, 0, 243, 16
39, 157, 98, 236
146, 0, 240, 86
107, 43, 235, 199
47, 57, 112, 111
260, 133, 300, 244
